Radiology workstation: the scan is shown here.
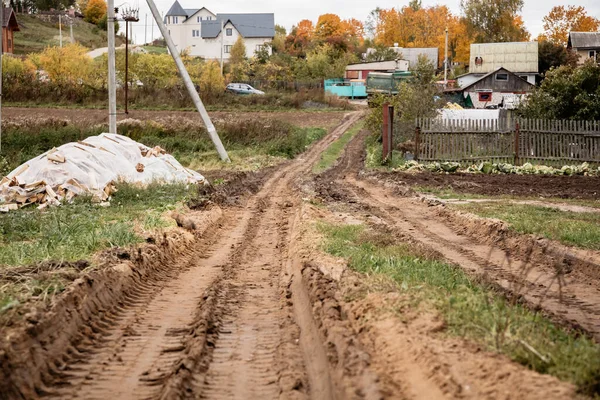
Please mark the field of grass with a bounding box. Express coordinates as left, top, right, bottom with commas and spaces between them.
0, 119, 327, 176
142, 45, 167, 54
454, 203, 600, 250
313, 121, 363, 173
319, 222, 600, 395
14, 14, 125, 54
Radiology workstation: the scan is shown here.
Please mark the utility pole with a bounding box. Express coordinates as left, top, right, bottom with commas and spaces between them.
122, 5, 139, 115
144, 13, 147, 44
70, 18, 74, 43
444, 27, 448, 88
107, 0, 117, 133
145, 0, 230, 162
59, 14, 63, 47
220, 19, 224, 74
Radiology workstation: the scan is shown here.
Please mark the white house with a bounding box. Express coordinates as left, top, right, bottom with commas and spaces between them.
164, 1, 274, 60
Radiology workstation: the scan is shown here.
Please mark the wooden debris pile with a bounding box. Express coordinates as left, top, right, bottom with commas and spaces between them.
0, 133, 206, 212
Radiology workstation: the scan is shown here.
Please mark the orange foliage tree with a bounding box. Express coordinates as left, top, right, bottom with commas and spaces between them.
285, 19, 314, 56
542, 5, 600, 45
373, 5, 471, 66
84, 0, 106, 25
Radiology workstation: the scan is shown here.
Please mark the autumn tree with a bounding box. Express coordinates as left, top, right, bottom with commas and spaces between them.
365, 44, 399, 62
199, 61, 225, 100
285, 19, 313, 57
84, 0, 105, 25
542, 6, 600, 46
460, 0, 529, 43
229, 37, 248, 81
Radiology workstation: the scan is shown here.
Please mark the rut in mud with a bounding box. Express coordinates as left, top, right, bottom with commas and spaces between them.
318, 129, 600, 341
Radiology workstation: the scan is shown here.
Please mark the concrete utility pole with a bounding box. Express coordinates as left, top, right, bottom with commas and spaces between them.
59, 14, 63, 47
145, 0, 230, 162
220, 19, 224, 75
144, 13, 147, 44
70, 19, 74, 43
444, 27, 448, 88
107, 0, 117, 133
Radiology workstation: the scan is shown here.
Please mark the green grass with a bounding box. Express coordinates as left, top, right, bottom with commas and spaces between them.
14, 14, 125, 54
313, 121, 363, 173
142, 45, 167, 54
455, 203, 600, 250
319, 222, 600, 395
0, 183, 193, 267
364, 132, 407, 170
0, 121, 328, 176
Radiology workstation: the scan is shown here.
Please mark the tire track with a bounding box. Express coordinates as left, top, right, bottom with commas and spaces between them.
35, 111, 364, 400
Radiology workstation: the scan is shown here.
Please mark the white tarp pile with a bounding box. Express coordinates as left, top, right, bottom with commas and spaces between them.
0, 133, 207, 212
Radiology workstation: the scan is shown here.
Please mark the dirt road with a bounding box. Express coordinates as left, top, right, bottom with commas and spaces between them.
1, 114, 591, 399
319, 129, 600, 341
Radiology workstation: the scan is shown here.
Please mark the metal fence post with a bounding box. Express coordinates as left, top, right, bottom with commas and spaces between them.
388, 105, 394, 164
514, 121, 520, 166
382, 103, 390, 163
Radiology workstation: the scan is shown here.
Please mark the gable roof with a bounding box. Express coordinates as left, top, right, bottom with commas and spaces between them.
201, 13, 275, 39
568, 32, 600, 49
165, 0, 187, 17
2, 8, 19, 30
461, 67, 534, 92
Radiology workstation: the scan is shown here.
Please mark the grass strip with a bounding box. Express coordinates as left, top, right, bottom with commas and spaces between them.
0, 183, 194, 268
455, 203, 600, 250
313, 121, 364, 173
318, 222, 600, 395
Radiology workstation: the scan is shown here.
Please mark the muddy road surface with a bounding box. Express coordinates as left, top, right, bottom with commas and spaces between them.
1, 113, 592, 400
318, 129, 600, 341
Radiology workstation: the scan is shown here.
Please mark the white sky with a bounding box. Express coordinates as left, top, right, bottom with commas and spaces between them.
122, 0, 600, 44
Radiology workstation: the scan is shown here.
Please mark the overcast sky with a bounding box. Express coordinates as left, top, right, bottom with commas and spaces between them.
123, 0, 600, 44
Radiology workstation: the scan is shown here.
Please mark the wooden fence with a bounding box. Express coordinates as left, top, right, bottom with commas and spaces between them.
411, 118, 600, 165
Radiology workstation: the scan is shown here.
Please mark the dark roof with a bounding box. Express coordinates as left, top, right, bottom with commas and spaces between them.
165, 0, 187, 17
201, 13, 274, 38
568, 32, 600, 49
461, 67, 533, 91
2, 8, 19, 30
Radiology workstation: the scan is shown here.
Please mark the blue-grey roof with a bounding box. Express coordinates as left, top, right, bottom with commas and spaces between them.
201, 13, 274, 38
165, 0, 186, 16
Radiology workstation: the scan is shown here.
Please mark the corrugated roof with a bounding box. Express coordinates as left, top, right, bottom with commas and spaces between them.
469, 42, 538, 73
568, 32, 600, 49
201, 13, 274, 38
165, 1, 187, 16
461, 67, 533, 91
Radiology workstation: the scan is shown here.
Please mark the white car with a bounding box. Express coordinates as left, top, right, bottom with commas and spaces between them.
226, 83, 265, 95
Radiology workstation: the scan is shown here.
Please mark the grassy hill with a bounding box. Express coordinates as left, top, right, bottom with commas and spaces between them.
14, 14, 126, 55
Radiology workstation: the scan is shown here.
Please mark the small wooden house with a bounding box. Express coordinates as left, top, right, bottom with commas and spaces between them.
2, 8, 19, 54
568, 32, 600, 65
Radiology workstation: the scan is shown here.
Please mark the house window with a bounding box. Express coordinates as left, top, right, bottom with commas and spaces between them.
495, 73, 508, 81
478, 92, 492, 102
173, 16, 178, 24
207, 16, 212, 20
519, 75, 528, 81
197, 16, 200, 22
224, 45, 232, 53
226, 28, 232, 36
256, 44, 264, 51
192, 30, 200, 37
589, 50, 596, 58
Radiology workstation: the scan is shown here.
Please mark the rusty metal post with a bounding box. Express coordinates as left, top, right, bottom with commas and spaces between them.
414, 126, 421, 162
382, 103, 390, 163
514, 121, 520, 166
388, 104, 394, 163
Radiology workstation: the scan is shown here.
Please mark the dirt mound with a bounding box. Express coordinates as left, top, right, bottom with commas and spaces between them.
370, 171, 600, 199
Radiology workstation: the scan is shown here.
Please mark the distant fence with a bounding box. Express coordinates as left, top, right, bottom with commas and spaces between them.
412, 118, 600, 165
240, 80, 324, 92
380, 108, 600, 165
